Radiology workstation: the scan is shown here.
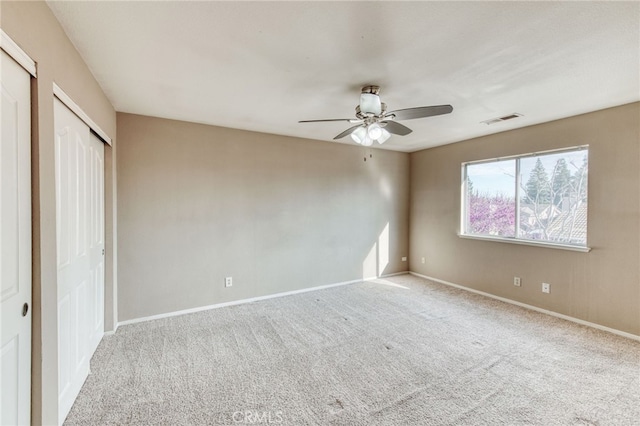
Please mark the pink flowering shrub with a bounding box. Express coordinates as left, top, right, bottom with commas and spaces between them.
468, 193, 515, 237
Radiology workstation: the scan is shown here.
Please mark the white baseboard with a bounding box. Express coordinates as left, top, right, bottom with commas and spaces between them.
103, 324, 119, 336
409, 272, 640, 342
378, 270, 410, 278
116, 273, 406, 329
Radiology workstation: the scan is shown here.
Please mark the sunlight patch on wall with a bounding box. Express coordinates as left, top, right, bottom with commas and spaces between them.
363, 222, 390, 280
363, 243, 377, 279
378, 222, 389, 276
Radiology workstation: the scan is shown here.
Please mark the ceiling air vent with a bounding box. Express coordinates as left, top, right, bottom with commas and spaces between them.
481, 113, 523, 125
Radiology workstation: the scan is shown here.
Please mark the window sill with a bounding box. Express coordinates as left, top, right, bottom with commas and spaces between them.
458, 234, 591, 252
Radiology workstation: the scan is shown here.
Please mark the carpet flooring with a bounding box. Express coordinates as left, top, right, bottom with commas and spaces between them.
64, 274, 640, 425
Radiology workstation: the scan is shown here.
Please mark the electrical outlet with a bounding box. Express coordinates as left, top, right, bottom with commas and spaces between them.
401, 257, 407, 262
225, 277, 233, 288
514, 277, 521, 287
542, 282, 550, 293
421, 257, 426, 264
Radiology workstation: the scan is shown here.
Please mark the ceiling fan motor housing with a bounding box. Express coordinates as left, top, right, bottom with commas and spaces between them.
356, 103, 388, 121
359, 85, 382, 115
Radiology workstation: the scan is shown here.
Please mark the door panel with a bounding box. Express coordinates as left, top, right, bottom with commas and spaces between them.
1, 87, 19, 301
57, 294, 71, 397
0, 50, 32, 426
55, 99, 104, 425
88, 134, 104, 354
55, 101, 90, 424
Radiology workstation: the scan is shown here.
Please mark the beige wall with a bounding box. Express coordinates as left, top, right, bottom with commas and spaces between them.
1, 2, 117, 424
116, 113, 409, 322
410, 102, 640, 336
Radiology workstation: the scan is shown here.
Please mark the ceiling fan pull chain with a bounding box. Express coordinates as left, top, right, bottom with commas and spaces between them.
363, 148, 373, 162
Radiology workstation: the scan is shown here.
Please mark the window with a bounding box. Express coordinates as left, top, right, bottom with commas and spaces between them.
462, 146, 589, 249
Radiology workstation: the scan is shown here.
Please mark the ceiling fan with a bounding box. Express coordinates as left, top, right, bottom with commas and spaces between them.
299, 85, 453, 146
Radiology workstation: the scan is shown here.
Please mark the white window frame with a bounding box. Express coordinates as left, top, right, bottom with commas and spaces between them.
460, 145, 591, 252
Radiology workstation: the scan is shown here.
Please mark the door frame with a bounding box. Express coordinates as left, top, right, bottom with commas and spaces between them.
52, 85, 111, 146
0, 30, 37, 78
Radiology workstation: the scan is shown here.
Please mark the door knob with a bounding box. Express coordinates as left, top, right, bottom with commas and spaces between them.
22, 303, 29, 317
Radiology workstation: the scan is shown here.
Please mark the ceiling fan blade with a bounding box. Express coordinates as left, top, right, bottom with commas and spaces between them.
333, 124, 364, 140
381, 121, 412, 136
387, 105, 453, 121
299, 118, 361, 123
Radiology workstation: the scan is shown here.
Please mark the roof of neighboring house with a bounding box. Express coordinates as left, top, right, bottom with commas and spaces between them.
545, 203, 588, 244
520, 203, 557, 220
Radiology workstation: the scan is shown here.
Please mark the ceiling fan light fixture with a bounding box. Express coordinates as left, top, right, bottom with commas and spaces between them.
350, 126, 368, 144
360, 93, 382, 115
367, 122, 383, 140
361, 135, 374, 147
376, 128, 391, 144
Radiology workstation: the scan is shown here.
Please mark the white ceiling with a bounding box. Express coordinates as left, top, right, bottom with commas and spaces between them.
47, 1, 639, 152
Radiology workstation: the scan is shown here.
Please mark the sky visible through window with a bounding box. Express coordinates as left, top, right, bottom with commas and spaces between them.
467, 160, 515, 196
468, 150, 587, 195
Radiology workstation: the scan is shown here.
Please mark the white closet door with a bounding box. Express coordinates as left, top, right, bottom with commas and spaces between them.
0, 50, 32, 426
54, 98, 104, 425
87, 133, 104, 355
